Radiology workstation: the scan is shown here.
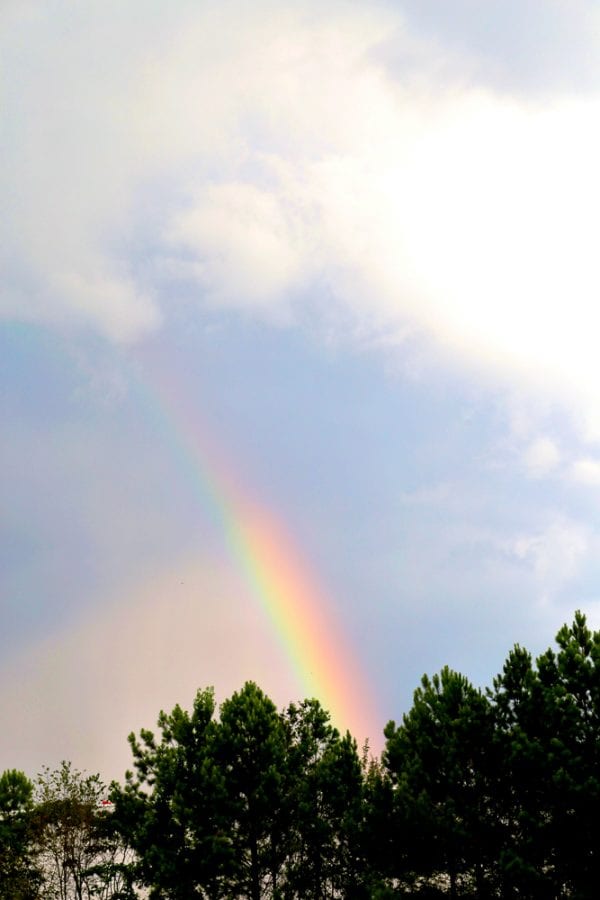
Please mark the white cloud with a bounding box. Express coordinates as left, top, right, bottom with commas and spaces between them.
522, 437, 561, 478
394, 0, 600, 96
3, 0, 600, 432
570, 457, 600, 486
167, 183, 305, 317
511, 518, 589, 601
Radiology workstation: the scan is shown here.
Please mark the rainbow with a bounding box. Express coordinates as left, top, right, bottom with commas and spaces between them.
132, 354, 379, 744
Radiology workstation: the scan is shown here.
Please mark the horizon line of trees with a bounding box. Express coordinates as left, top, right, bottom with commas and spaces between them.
2, 611, 600, 898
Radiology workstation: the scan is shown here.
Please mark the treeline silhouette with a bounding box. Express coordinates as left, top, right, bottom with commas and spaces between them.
2, 612, 600, 898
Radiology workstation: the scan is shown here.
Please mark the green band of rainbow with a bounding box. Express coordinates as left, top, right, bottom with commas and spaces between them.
133, 355, 379, 742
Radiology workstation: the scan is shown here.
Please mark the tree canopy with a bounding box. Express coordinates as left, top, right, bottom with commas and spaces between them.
4, 611, 600, 897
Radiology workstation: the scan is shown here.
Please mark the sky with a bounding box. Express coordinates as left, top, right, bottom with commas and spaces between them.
3, 0, 600, 781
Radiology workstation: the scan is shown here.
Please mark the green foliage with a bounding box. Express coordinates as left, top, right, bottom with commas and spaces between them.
492, 611, 600, 897
9, 610, 600, 898
384, 667, 497, 897
34, 760, 133, 900
216, 682, 288, 899
112, 684, 369, 899
0, 769, 40, 899
107, 614, 600, 897
283, 699, 367, 898
112, 686, 230, 898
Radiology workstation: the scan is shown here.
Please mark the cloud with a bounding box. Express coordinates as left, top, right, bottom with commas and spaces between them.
511, 518, 589, 603
167, 183, 305, 317
392, 0, 600, 96
570, 457, 600, 486
522, 437, 561, 478
3, 0, 600, 432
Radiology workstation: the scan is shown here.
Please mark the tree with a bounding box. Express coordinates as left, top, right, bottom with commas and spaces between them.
113, 683, 369, 899
281, 698, 337, 898
492, 612, 600, 898
112, 687, 231, 899
33, 761, 132, 900
540, 612, 600, 897
0, 769, 40, 899
384, 667, 497, 898
114, 683, 293, 899
361, 752, 398, 896
491, 643, 549, 897
282, 699, 367, 898
214, 682, 289, 900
